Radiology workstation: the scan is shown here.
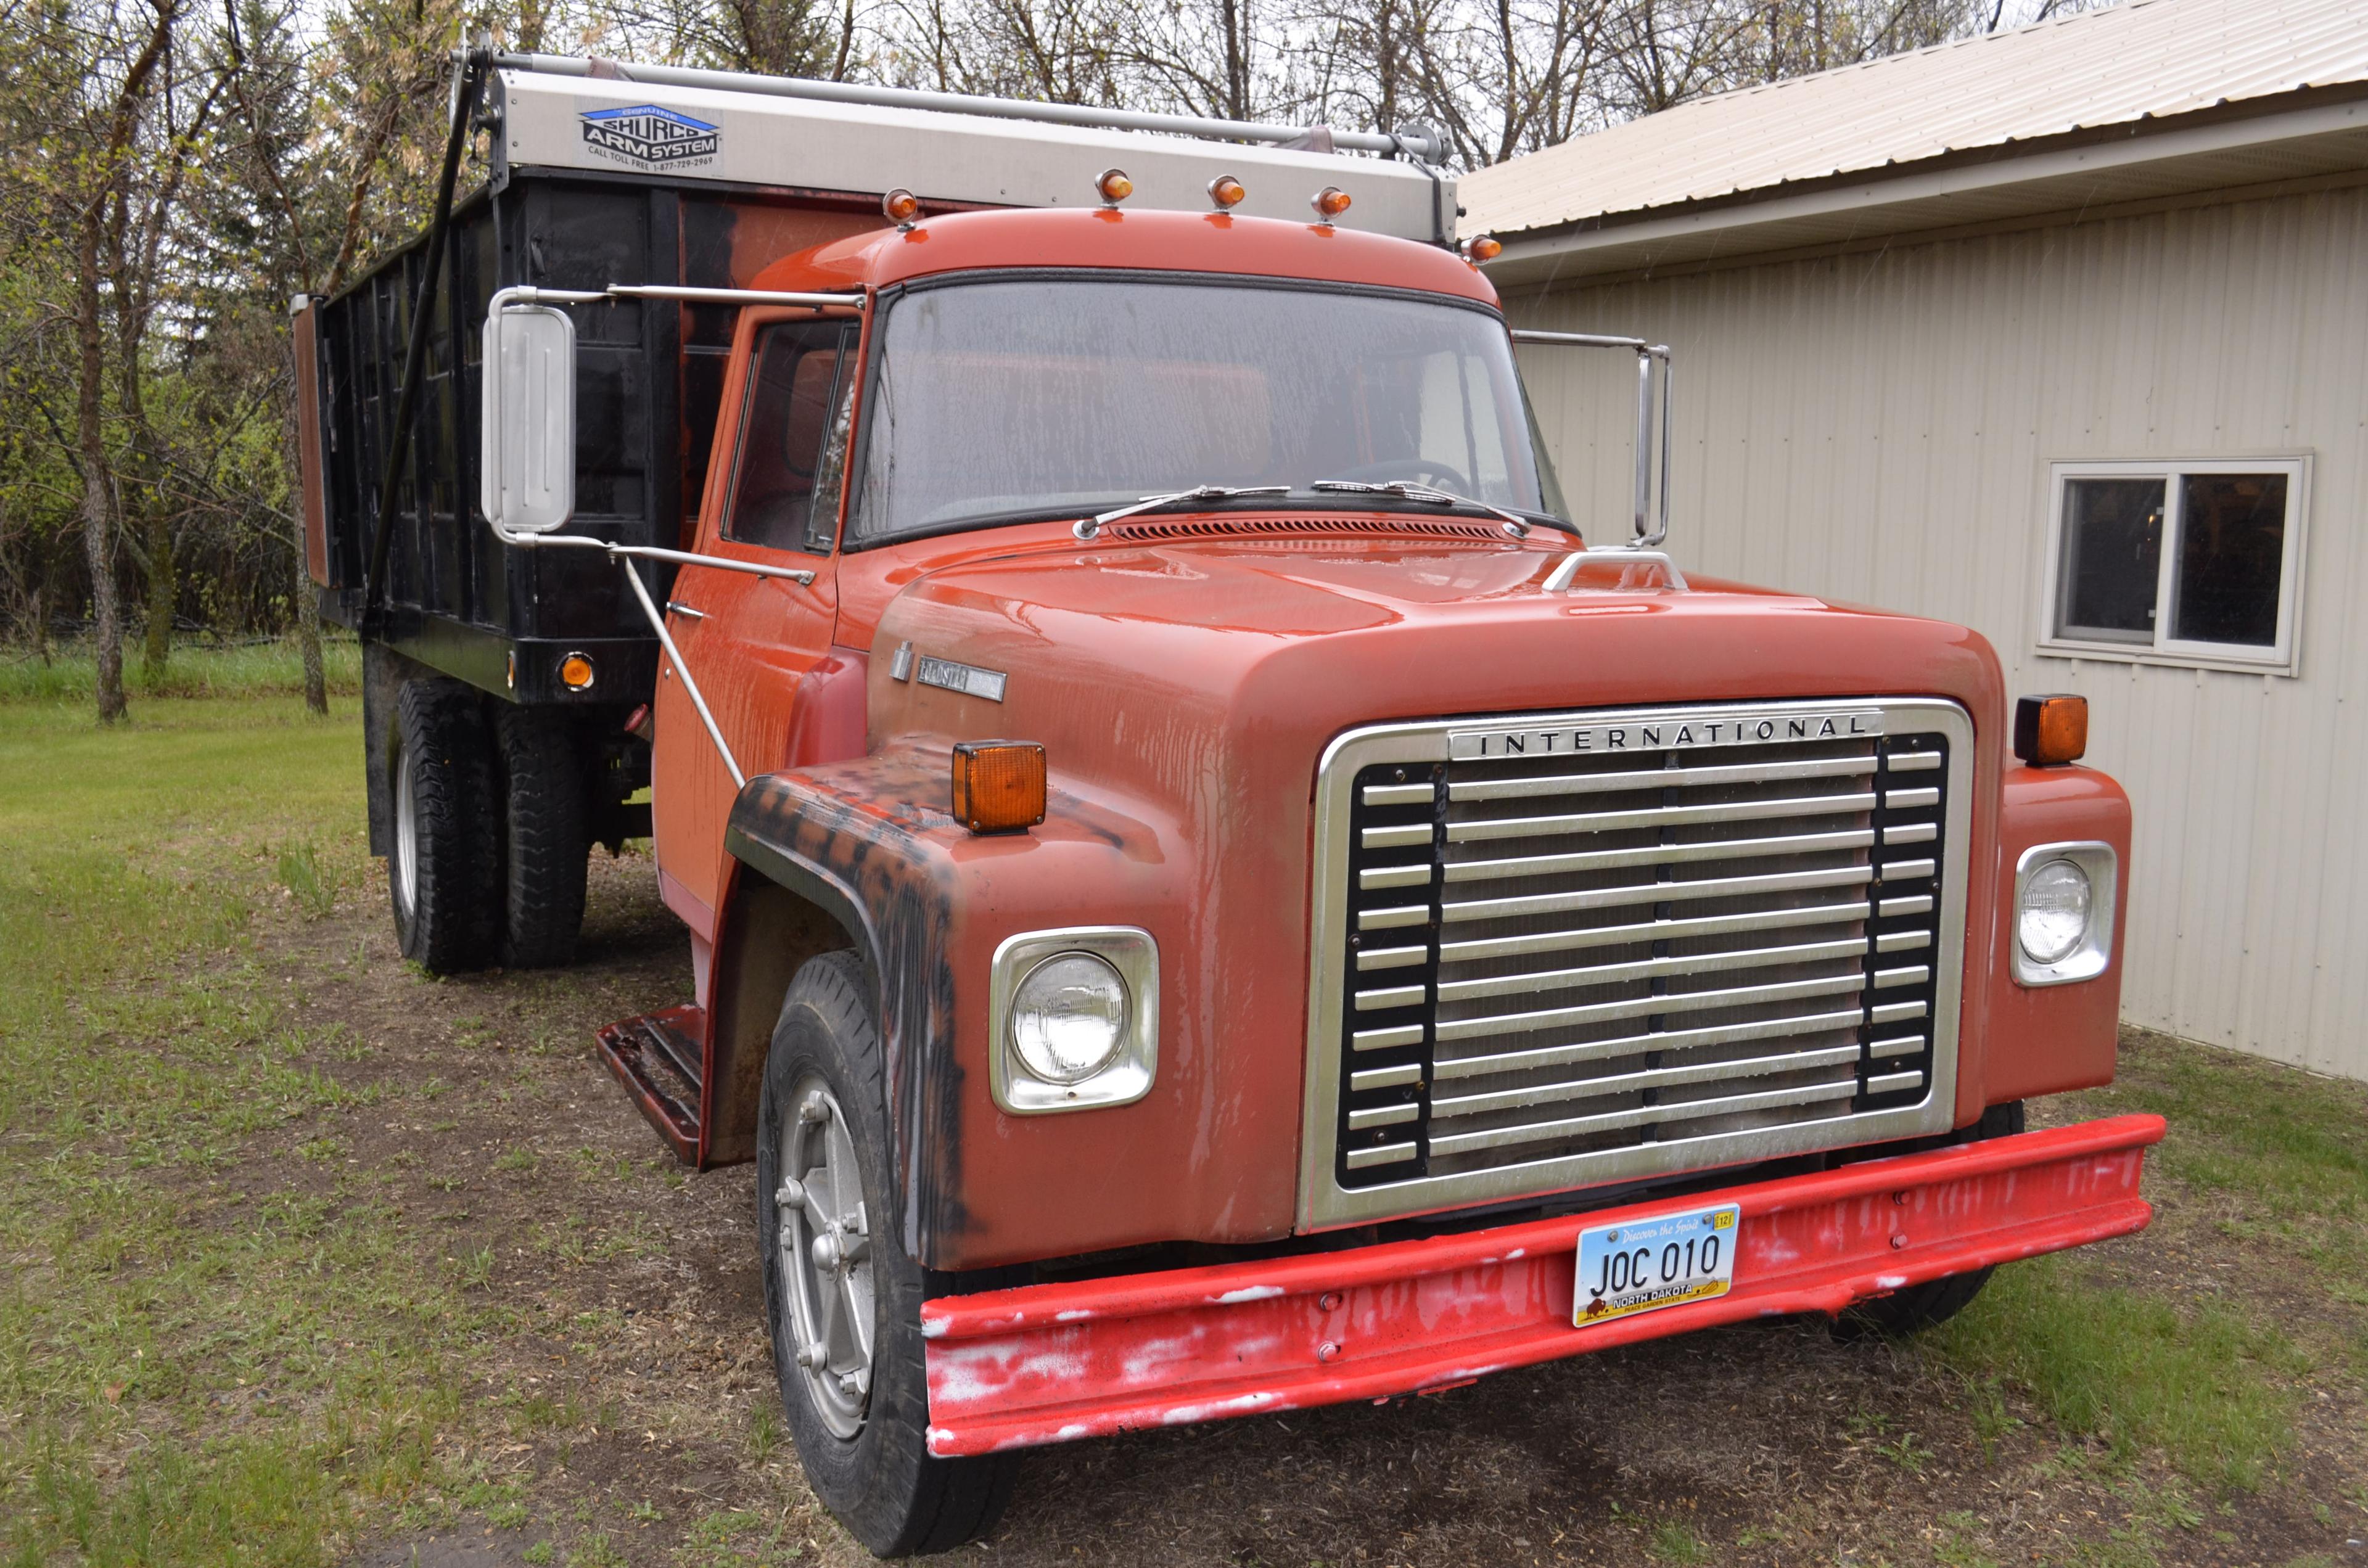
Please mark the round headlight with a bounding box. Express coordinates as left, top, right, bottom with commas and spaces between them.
1009, 951, 1130, 1085
2018, 858, 2092, 965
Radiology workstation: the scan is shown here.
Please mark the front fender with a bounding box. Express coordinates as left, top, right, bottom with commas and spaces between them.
724, 745, 1214, 1269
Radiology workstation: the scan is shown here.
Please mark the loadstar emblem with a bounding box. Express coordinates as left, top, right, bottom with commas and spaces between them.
914, 655, 1007, 703
1448, 708, 1884, 760
579, 104, 720, 168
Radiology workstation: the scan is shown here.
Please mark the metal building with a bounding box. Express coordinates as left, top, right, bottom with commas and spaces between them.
1462, 0, 2368, 1078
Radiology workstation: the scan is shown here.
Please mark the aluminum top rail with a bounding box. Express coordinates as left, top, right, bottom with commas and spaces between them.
492, 53, 1447, 165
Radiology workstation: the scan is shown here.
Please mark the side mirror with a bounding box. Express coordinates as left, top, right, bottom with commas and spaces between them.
480, 303, 576, 533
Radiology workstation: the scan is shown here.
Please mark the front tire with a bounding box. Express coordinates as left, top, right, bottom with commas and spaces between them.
1843, 1101, 2027, 1336
756, 951, 1016, 1556
388, 679, 500, 974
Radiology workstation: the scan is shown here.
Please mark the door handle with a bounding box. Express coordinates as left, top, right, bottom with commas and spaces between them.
665, 601, 706, 620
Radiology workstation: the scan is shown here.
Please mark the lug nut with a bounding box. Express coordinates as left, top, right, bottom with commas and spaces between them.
794, 1342, 821, 1368
799, 1096, 830, 1125
1317, 1341, 1342, 1363
1318, 1292, 1343, 1311
776, 1180, 807, 1210
1889, 1234, 1909, 1250
838, 1372, 864, 1398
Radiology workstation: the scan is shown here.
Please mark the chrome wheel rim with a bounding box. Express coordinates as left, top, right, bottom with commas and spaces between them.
392, 749, 419, 918
778, 1073, 874, 1439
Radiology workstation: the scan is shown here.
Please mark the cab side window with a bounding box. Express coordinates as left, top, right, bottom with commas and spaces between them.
725, 320, 858, 552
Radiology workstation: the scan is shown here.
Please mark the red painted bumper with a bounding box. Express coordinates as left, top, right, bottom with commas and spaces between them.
921, 1114, 2164, 1456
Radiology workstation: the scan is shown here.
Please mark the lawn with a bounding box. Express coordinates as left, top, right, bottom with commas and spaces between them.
1, 651, 2362, 1567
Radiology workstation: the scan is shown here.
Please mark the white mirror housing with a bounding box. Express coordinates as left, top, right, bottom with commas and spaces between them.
480, 302, 577, 533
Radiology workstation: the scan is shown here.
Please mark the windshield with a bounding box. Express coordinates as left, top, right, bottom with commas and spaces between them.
846, 277, 1568, 545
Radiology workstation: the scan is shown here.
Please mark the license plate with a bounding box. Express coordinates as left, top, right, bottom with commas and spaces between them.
1574, 1202, 1741, 1328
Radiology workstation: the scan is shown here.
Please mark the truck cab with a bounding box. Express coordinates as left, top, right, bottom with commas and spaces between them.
305, 54, 2158, 1559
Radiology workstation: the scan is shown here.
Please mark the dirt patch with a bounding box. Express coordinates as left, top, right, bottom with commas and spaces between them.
202, 855, 2368, 1567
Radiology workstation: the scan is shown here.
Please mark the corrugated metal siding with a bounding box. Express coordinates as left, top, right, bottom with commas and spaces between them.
1507, 183, 2368, 1078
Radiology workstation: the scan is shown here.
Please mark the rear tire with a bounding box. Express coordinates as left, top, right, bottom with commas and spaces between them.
388, 679, 500, 974
756, 951, 1017, 1557
495, 705, 591, 968
1841, 1101, 2027, 1336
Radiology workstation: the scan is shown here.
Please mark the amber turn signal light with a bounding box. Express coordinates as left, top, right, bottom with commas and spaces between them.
882, 187, 921, 228
952, 741, 1047, 834
1096, 168, 1133, 206
1208, 173, 1246, 210
1310, 186, 1352, 222
2013, 694, 2088, 767
558, 652, 597, 692
1463, 234, 1502, 262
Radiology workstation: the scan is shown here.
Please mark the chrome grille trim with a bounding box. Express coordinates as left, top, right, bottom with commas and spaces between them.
1296, 697, 1973, 1232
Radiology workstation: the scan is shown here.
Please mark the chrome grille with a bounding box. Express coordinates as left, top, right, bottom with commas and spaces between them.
1298, 699, 1971, 1231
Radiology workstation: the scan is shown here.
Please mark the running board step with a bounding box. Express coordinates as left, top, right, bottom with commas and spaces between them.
594, 1004, 706, 1163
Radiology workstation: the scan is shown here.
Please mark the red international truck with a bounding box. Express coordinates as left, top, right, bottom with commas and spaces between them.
300, 47, 2160, 1556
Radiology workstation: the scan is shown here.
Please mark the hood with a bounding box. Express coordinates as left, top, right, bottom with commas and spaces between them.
866, 535, 2004, 812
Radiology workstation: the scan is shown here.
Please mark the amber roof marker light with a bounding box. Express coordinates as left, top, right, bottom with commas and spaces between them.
882, 187, 921, 229
2013, 694, 2089, 766
1310, 186, 1352, 224
1096, 168, 1133, 207
953, 741, 1048, 834
1207, 173, 1246, 211
1463, 234, 1502, 263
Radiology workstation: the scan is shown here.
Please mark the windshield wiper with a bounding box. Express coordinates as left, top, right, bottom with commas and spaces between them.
1312, 478, 1578, 538
1073, 485, 1291, 540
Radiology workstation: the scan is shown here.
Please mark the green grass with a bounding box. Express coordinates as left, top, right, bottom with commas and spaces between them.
0, 686, 477, 1566
0, 634, 361, 707
2086, 1032, 2368, 1278
1931, 1255, 2308, 1492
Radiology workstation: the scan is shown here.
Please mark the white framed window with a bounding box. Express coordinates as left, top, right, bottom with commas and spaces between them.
2038, 457, 2310, 675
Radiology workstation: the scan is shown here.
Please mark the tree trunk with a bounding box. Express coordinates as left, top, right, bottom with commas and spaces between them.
75, 210, 127, 724
296, 548, 327, 715
142, 506, 173, 682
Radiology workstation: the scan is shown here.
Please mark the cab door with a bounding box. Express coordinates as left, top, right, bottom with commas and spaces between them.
652, 312, 862, 948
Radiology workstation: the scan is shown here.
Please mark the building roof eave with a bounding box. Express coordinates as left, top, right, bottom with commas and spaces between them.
1481, 83, 2368, 287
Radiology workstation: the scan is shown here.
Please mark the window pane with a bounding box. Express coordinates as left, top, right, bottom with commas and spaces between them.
848, 279, 1554, 544
726, 322, 852, 551
2171, 473, 2287, 647
2058, 478, 2164, 643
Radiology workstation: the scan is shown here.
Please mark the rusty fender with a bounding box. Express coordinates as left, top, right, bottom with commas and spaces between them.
721, 746, 1182, 1266
916, 1114, 2166, 1456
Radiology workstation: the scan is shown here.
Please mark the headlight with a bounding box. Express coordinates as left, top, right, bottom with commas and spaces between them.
2012, 842, 2116, 986
1009, 952, 1129, 1085
989, 927, 1159, 1113
2017, 858, 2092, 965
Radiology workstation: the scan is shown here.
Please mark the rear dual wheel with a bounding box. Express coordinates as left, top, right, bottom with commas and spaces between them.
387, 678, 590, 973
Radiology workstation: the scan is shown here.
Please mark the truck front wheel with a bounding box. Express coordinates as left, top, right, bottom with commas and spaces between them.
388, 679, 501, 974
756, 951, 1016, 1557
1843, 1100, 2027, 1336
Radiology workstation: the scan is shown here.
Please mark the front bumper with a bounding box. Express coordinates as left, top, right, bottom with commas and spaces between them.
921, 1114, 2163, 1456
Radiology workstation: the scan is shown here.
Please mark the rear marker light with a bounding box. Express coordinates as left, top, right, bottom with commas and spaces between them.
1311, 186, 1352, 222
2013, 694, 2088, 766
1096, 168, 1133, 206
558, 652, 596, 692
953, 741, 1047, 834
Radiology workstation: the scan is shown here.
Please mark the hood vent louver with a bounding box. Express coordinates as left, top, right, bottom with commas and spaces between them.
1104, 515, 1510, 546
